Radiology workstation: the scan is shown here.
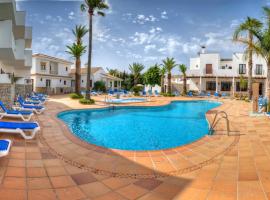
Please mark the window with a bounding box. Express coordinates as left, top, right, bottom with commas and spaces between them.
60, 79, 62, 83
206, 64, 212, 74
236, 81, 247, 91
221, 82, 231, 91
40, 62, 46, 71
82, 80, 84, 83
239, 64, 246, 74
64, 80, 66, 85
206, 81, 216, 91
114, 81, 117, 87
255, 64, 263, 75
40, 78, 43, 82
66, 67, 68, 71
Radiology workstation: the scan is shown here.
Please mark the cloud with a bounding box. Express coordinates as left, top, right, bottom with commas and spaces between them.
161, 11, 168, 19
68, 11, 75, 20
132, 14, 157, 24
144, 44, 156, 53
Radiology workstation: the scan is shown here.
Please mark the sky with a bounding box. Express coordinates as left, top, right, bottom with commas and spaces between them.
17, 0, 270, 73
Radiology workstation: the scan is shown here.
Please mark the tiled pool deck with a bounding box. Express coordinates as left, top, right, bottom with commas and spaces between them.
0, 95, 270, 199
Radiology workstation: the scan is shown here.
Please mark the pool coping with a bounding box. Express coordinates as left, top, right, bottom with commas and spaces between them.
39, 98, 240, 178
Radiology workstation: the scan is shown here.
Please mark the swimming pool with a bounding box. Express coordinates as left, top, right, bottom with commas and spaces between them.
105, 98, 147, 104
58, 101, 221, 151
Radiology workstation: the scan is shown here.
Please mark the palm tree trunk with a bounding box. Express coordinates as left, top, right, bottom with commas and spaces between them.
75, 58, 81, 95
183, 75, 187, 95
248, 31, 253, 100
168, 72, 171, 94
86, 11, 93, 100
161, 76, 164, 93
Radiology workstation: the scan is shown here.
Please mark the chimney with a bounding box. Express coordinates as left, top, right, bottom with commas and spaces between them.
201, 45, 206, 54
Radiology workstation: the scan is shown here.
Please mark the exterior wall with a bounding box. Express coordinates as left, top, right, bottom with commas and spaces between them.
187, 52, 268, 96
31, 56, 73, 95
0, 0, 32, 104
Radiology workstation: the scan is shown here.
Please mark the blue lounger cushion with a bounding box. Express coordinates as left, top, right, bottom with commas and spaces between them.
21, 104, 44, 109
0, 121, 39, 130
0, 140, 10, 151
6, 110, 32, 115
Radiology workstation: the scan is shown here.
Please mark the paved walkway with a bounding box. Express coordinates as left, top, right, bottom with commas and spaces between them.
0, 95, 269, 200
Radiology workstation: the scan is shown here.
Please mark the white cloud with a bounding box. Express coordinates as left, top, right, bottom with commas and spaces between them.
68, 11, 75, 20
144, 44, 156, 53
161, 11, 168, 19
132, 14, 157, 24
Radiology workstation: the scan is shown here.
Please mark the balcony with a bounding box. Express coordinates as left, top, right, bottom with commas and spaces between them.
24, 49, 32, 67
25, 27, 32, 48
0, 20, 16, 62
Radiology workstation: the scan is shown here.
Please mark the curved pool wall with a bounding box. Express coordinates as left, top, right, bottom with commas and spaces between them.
105, 98, 147, 104
58, 100, 221, 151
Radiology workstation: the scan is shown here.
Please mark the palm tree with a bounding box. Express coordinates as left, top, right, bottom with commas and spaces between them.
248, 7, 270, 108
179, 64, 187, 95
233, 17, 263, 100
162, 57, 177, 94
66, 43, 87, 94
106, 68, 119, 77
129, 63, 144, 86
71, 25, 88, 95
81, 0, 109, 100
160, 66, 166, 93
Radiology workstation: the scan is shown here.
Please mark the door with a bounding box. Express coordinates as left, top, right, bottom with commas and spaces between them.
206, 64, 213, 74
45, 79, 51, 94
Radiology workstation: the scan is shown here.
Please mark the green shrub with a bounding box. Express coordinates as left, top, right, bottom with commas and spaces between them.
132, 85, 143, 96
161, 93, 175, 97
93, 81, 106, 92
79, 98, 95, 105
69, 93, 83, 99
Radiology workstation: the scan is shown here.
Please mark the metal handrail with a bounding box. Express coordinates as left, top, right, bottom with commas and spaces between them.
209, 111, 230, 135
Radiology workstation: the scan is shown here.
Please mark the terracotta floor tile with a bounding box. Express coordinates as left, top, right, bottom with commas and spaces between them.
0, 188, 26, 200
116, 184, 149, 200
5, 167, 26, 177
50, 176, 76, 188
8, 159, 26, 167
238, 181, 267, 200
173, 188, 209, 200
3, 177, 26, 189
46, 166, 67, 176
28, 189, 58, 200
102, 177, 134, 190
133, 179, 163, 191
55, 186, 87, 200
71, 172, 97, 185
79, 182, 111, 198
28, 177, 52, 189
27, 167, 47, 177
207, 190, 237, 200
94, 191, 128, 200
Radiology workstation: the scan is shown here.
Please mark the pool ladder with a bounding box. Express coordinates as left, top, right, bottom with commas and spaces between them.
104, 96, 115, 110
208, 111, 230, 136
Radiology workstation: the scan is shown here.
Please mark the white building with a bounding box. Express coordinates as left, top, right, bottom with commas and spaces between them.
31, 54, 73, 94
187, 48, 267, 96
0, 0, 32, 104
69, 66, 122, 91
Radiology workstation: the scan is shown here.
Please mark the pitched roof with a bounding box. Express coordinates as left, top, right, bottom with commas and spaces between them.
32, 53, 73, 64
69, 67, 103, 75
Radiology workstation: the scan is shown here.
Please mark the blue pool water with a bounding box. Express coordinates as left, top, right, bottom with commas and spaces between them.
58, 101, 221, 151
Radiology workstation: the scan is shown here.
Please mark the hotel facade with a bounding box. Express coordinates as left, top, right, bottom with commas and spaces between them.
0, 0, 32, 104
186, 48, 267, 96
31, 54, 73, 95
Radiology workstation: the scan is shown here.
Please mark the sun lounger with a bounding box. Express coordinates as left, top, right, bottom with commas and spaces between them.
0, 139, 12, 157
16, 99, 45, 114
214, 92, 219, 98
0, 121, 40, 139
18, 96, 43, 106
0, 101, 33, 121
187, 91, 193, 97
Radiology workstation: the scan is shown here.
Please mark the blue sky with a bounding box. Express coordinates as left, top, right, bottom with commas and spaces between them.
17, 0, 270, 72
